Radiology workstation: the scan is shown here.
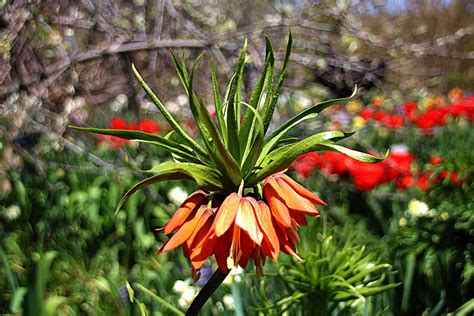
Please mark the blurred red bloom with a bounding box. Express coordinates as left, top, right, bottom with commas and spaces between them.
348, 160, 385, 191
403, 101, 418, 121
373, 110, 389, 122
97, 117, 129, 148
138, 119, 161, 134
97, 117, 161, 149
417, 172, 431, 191
397, 175, 415, 191
359, 108, 373, 120
385, 114, 404, 129
384, 151, 414, 181
429, 156, 443, 165
414, 108, 448, 130
110, 117, 128, 129
291, 152, 322, 178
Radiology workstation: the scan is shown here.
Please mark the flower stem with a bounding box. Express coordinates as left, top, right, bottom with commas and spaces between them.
238, 180, 245, 197
186, 268, 229, 316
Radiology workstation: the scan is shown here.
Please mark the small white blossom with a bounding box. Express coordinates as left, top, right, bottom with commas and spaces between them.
3, 205, 21, 221
177, 95, 188, 107
172, 280, 188, 294
215, 301, 224, 312
223, 266, 244, 285
178, 288, 197, 309
408, 199, 429, 217
222, 294, 235, 310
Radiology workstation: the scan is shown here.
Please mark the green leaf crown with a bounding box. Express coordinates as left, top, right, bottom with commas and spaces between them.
70, 33, 385, 212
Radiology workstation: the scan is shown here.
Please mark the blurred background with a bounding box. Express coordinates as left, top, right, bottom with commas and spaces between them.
0, 0, 473, 315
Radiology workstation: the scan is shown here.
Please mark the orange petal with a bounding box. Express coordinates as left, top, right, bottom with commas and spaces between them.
275, 178, 319, 215
189, 212, 216, 262
252, 200, 279, 259
263, 182, 292, 227
191, 233, 216, 262
235, 198, 263, 245
163, 190, 207, 234
290, 211, 308, 227
214, 228, 232, 272
214, 193, 240, 237
157, 205, 207, 254
273, 220, 304, 262
187, 209, 214, 249
236, 229, 255, 268
279, 174, 326, 206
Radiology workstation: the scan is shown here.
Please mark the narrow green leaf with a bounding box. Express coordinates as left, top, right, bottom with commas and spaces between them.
315, 142, 388, 163
226, 39, 248, 160
170, 52, 214, 145
115, 161, 224, 214
69, 126, 203, 164
0, 246, 18, 292
171, 52, 224, 170
130, 140, 203, 164
211, 63, 227, 140
265, 86, 358, 147
10, 287, 27, 313
135, 283, 185, 316
356, 283, 401, 296
239, 102, 265, 176
261, 32, 292, 133
257, 113, 318, 166
131, 64, 207, 158
247, 131, 355, 185
239, 38, 275, 159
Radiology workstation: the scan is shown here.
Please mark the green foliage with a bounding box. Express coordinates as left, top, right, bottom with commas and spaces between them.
253, 224, 398, 315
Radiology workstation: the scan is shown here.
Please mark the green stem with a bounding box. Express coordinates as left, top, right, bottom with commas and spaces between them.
135, 283, 184, 316
186, 269, 229, 316
231, 282, 244, 316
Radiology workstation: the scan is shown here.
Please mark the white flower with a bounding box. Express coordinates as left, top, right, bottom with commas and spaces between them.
215, 301, 224, 312
223, 266, 244, 285
178, 288, 197, 309
399, 217, 408, 227
173, 280, 188, 294
222, 294, 235, 310
177, 95, 188, 107
3, 205, 21, 221
408, 199, 429, 217
178, 298, 188, 309
167, 186, 189, 206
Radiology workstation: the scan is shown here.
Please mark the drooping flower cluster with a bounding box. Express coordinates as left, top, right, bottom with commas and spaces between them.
158, 173, 325, 276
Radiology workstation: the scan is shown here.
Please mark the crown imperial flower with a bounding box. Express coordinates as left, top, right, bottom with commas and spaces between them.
70, 34, 385, 309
